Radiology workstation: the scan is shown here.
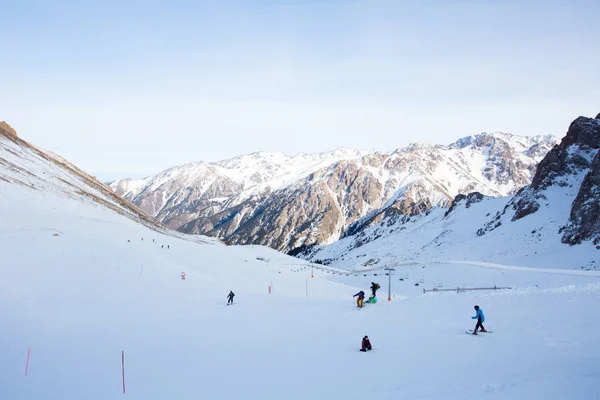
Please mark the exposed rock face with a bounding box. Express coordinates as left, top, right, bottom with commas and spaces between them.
111, 133, 558, 252
514, 116, 600, 222
561, 151, 600, 247
478, 114, 600, 241
0, 121, 18, 137
444, 192, 484, 217
297, 114, 600, 273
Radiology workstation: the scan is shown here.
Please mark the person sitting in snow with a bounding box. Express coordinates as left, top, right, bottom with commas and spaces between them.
360, 336, 372, 352
365, 295, 378, 304
353, 290, 365, 308
370, 282, 380, 297
471, 305, 487, 335
227, 290, 235, 305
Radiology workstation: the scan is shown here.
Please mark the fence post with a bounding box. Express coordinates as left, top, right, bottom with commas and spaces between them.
122, 350, 126, 394
24, 348, 30, 376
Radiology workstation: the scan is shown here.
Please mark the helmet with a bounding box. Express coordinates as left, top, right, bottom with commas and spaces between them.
474, 305, 479, 310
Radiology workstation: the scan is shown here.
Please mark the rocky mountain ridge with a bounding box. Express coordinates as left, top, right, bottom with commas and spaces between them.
111, 132, 558, 252
298, 113, 600, 270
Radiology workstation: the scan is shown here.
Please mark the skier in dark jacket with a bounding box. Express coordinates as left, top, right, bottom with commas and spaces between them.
227, 291, 235, 305
471, 305, 486, 335
353, 290, 365, 308
370, 282, 380, 297
360, 336, 372, 352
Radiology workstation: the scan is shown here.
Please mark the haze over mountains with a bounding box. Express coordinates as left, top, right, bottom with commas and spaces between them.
110, 132, 558, 252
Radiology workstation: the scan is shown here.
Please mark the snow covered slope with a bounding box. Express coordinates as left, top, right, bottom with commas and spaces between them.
301, 114, 600, 271
111, 133, 558, 252
2, 122, 600, 400
0, 122, 163, 232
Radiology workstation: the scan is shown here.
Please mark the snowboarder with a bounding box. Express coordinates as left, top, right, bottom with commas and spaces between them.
370, 282, 380, 297
471, 305, 486, 335
360, 336, 372, 352
227, 290, 235, 305
353, 290, 365, 308
365, 295, 378, 304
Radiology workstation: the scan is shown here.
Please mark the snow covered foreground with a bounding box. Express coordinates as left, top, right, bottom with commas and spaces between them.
1, 186, 600, 400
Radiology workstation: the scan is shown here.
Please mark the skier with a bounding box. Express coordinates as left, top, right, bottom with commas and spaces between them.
227, 290, 235, 305
471, 305, 487, 335
370, 282, 380, 297
167, 245, 170, 249
360, 336, 372, 352
353, 290, 365, 308
365, 295, 378, 304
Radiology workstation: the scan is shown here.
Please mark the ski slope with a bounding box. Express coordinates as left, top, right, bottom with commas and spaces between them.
2, 172, 600, 399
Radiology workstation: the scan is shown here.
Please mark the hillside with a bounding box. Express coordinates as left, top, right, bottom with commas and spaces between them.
300, 114, 600, 271
2, 123, 600, 400
111, 132, 558, 252
0, 122, 164, 233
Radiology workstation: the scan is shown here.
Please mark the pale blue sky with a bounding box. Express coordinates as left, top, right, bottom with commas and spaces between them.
1, 0, 598, 180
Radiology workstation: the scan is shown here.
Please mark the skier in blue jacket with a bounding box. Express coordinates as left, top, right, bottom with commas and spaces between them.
471, 305, 486, 335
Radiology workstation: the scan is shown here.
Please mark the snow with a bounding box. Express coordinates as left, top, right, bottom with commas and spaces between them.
2, 133, 600, 400
305, 180, 599, 271
110, 132, 557, 224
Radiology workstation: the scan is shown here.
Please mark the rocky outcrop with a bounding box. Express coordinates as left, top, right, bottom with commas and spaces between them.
506, 116, 599, 224
479, 114, 600, 240
561, 148, 600, 247
0, 121, 18, 138
444, 192, 484, 217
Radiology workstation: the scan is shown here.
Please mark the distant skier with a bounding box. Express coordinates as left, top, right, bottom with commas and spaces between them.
167, 245, 170, 249
227, 290, 235, 305
161, 245, 164, 249
365, 295, 377, 304
360, 336, 372, 352
370, 282, 380, 297
353, 290, 365, 308
471, 305, 487, 335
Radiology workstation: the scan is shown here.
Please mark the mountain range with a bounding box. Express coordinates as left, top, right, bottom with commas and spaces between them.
110, 132, 559, 252
298, 113, 600, 270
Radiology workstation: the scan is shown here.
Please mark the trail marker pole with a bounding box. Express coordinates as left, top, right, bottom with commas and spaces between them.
122, 350, 126, 394
311, 265, 314, 279
385, 267, 395, 302
24, 348, 30, 376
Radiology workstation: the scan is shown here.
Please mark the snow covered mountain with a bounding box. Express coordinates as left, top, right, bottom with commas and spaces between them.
111, 132, 558, 252
298, 113, 600, 271
0, 122, 164, 233
3, 120, 600, 400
